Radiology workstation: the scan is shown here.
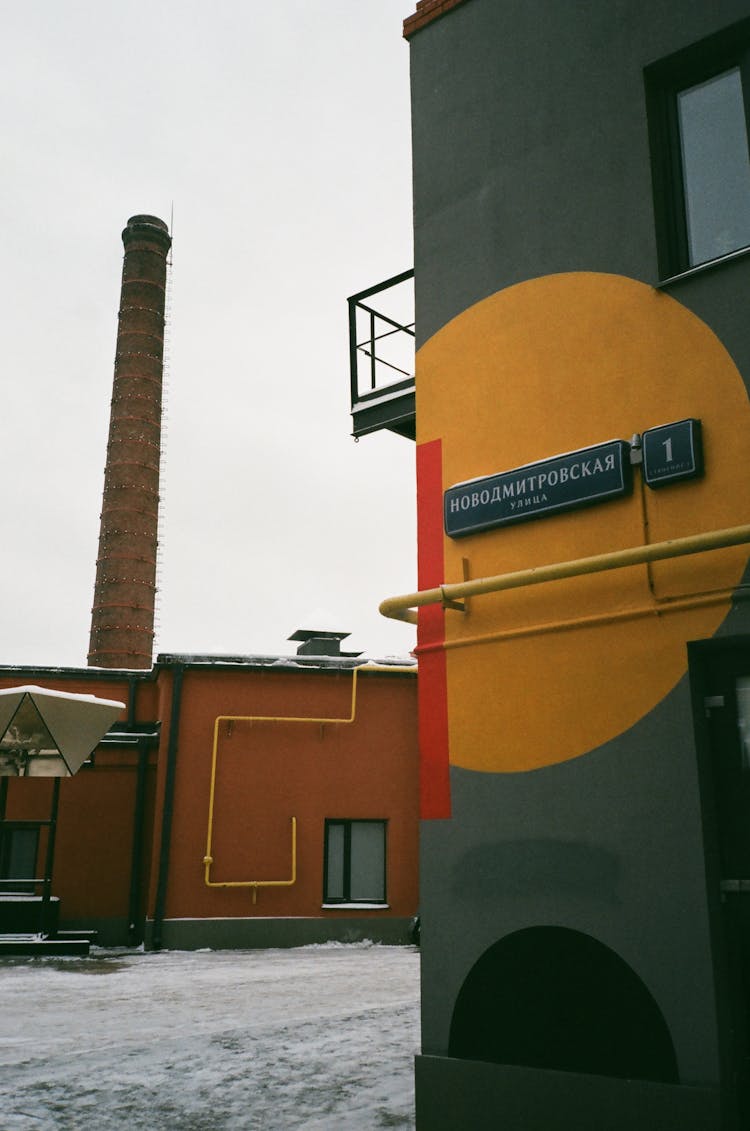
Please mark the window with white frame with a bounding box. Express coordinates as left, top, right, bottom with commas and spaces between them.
323, 819, 386, 905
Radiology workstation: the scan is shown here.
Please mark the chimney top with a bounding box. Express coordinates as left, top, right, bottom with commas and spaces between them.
122, 214, 171, 251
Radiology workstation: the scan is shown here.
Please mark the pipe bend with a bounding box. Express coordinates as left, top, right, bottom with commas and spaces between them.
379, 523, 750, 623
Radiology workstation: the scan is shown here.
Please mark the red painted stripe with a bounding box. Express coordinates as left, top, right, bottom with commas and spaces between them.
416, 439, 451, 819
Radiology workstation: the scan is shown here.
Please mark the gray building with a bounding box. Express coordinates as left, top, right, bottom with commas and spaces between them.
362, 3, 750, 1128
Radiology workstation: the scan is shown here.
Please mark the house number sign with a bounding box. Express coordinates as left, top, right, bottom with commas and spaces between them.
641, 418, 703, 489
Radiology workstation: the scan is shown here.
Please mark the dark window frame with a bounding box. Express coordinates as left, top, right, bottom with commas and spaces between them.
0, 823, 40, 894
323, 818, 387, 905
645, 18, 750, 280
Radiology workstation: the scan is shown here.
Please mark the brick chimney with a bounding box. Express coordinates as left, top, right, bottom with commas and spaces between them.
88, 215, 171, 669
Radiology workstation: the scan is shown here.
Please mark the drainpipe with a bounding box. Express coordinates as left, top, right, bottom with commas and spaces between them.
151, 663, 184, 950
41, 779, 61, 938
128, 735, 150, 947
127, 674, 138, 726
125, 672, 144, 945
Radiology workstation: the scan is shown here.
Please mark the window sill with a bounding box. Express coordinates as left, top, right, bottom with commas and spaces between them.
657, 242, 750, 288
321, 903, 390, 911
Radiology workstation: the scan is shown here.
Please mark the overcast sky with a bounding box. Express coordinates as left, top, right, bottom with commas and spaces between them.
1, 1, 417, 666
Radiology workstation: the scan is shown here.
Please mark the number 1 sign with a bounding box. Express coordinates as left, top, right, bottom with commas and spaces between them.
642, 419, 703, 489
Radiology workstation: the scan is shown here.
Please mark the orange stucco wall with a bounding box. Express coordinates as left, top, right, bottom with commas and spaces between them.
0, 662, 419, 937
150, 666, 419, 923
0, 671, 147, 926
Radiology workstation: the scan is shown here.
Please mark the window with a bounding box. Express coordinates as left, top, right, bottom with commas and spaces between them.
0, 825, 39, 894
323, 819, 386, 905
646, 19, 750, 277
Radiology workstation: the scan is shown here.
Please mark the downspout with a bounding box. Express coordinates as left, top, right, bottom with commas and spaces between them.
41, 778, 61, 938
126, 672, 143, 944
127, 734, 150, 946
151, 662, 184, 951
127, 673, 138, 726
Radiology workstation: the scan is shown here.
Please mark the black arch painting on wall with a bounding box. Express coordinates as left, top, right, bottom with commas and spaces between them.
449, 926, 679, 1083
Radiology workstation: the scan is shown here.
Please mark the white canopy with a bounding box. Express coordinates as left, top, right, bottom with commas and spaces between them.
0, 685, 125, 777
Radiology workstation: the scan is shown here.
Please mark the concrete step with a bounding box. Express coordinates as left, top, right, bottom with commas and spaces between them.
0, 895, 60, 934
0, 933, 90, 956
55, 929, 99, 944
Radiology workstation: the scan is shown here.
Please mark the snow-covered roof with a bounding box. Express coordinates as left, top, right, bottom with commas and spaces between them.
155, 653, 416, 673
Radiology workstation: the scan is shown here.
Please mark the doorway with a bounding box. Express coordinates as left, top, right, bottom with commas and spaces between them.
691, 636, 750, 1122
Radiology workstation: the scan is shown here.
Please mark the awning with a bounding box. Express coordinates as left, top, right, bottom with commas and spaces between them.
0, 686, 125, 778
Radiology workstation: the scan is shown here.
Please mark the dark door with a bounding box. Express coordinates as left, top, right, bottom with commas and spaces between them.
698, 642, 750, 1125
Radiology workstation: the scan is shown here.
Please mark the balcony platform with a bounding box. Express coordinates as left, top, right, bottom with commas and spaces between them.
348, 269, 415, 441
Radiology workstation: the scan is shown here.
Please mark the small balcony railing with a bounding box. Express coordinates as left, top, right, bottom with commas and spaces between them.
348, 269, 415, 440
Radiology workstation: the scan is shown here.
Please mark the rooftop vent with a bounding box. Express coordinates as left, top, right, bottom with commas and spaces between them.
288, 629, 363, 659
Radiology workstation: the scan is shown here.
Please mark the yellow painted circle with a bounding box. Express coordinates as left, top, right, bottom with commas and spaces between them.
417, 274, 750, 771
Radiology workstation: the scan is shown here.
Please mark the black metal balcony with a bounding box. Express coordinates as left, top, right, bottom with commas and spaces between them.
348, 269, 415, 440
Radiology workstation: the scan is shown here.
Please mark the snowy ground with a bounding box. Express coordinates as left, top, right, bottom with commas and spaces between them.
0, 943, 420, 1130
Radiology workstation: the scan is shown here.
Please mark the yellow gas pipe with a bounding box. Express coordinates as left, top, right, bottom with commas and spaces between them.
379, 523, 750, 627
203, 663, 416, 901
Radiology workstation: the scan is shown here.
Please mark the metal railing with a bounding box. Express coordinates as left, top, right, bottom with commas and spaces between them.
348, 269, 415, 427
0, 779, 60, 937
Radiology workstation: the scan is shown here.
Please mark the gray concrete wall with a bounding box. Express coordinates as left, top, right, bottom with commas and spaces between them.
410, 0, 750, 347
415, 1055, 722, 1131
409, 1, 750, 1123
418, 666, 738, 1083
